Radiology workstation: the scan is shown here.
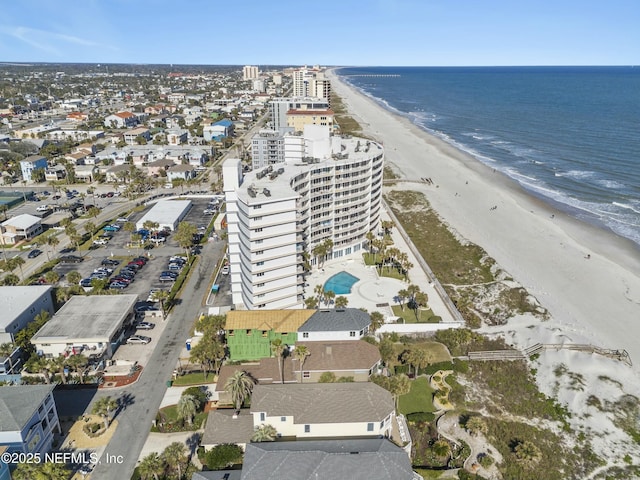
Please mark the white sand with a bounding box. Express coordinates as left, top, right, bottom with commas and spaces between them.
328, 70, 640, 466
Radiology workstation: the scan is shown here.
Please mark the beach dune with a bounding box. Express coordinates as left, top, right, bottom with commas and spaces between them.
327, 69, 640, 380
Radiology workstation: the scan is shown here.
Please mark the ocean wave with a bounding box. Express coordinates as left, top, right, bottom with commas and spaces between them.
612, 202, 640, 215
595, 179, 627, 189
554, 170, 597, 179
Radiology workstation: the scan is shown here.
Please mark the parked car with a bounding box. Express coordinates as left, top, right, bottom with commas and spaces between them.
116, 217, 129, 223
147, 289, 163, 302
93, 267, 113, 275
36, 205, 51, 212
221, 265, 230, 275
103, 225, 120, 232
28, 249, 43, 258
135, 305, 159, 313
160, 270, 179, 278
102, 258, 120, 266
203, 209, 215, 215
79, 278, 93, 288
167, 263, 183, 271
111, 277, 132, 284
109, 281, 129, 289
60, 255, 83, 263
119, 268, 136, 277
169, 256, 186, 264
126, 335, 151, 344
133, 256, 148, 264
159, 275, 176, 283
93, 238, 109, 246
136, 322, 155, 330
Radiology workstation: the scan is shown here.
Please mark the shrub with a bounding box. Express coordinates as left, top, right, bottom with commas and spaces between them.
407, 412, 435, 423
204, 443, 243, 470
478, 453, 494, 468
182, 386, 208, 409
423, 361, 455, 375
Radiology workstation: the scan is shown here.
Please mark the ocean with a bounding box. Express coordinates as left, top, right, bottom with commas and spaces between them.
336, 66, 640, 248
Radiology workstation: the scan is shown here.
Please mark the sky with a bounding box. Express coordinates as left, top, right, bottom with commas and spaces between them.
0, 0, 638, 66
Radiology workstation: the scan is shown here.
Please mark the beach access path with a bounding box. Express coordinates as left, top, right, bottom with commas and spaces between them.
327, 70, 640, 383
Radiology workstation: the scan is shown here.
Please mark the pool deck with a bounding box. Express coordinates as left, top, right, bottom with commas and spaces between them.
307, 209, 457, 324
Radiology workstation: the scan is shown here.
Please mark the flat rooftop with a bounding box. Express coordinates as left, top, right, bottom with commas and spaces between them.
136, 199, 192, 228
32, 294, 137, 343
0, 286, 52, 330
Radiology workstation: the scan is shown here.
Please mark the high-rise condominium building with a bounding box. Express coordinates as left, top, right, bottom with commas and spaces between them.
291, 66, 331, 103
224, 125, 384, 310
243, 65, 259, 81
269, 97, 330, 132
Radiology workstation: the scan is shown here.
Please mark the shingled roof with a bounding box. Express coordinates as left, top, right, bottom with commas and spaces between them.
241, 439, 416, 480
0, 385, 55, 432
225, 310, 315, 333
298, 308, 371, 332
250, 383, 393, 424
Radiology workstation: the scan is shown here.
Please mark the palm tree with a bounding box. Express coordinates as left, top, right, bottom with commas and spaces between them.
465, 416, 488, 437
2, 273, 19, 285
370, 311, 384, 334
92, 396, 118, 430
151, 289, 170, 318
323, 289, 336, 307
162, 442, 188, 480
138, 452, 165, 480
0, 342, 16, 374
414, 291, 429, 319
334, 296, 349, 308
313, 284, 325, 306
365, 231, 375, 255
87, 206, 100, 218
251, 424, 278, 442
432, 439, 452, 459
514, 440, 542, 466
123, 221, 136, 244
43, 270, 60, 285
85, 221, 96, 242
292, 345, 310, 383
389, 374, 411, 409
271, 339, 286, 384
12, 461, 70, 480
45, 234, 60, 260
11, 256, 25, 281
304, 296, 318, 309
65, 354, 89, 383
67, 270, 82, 286
177, 394, 198, 426
224, 370, 256, 410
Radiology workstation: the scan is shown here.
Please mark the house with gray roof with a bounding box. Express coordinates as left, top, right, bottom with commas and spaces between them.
240, 439, 418, 480
201, 409, 254, 450
250, 382, 394, 440
298, 308, 371, 341
0, 385, 61, 456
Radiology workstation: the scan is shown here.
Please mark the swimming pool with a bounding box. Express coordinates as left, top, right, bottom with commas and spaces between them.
323, 271, 360, 295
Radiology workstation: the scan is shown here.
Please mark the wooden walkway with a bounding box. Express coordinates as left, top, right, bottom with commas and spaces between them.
467, 343, 632, 366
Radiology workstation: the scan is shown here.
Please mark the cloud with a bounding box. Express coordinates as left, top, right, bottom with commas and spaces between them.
0, 25, 117, 55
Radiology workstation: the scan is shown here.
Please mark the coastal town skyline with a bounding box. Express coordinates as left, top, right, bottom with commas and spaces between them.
1, 0, 639, 66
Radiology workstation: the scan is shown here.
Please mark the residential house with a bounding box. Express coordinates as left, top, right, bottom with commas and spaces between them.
106, 164, 131, 183
165, 115, 185, 129
44, 165, 66, 181
203, 119, 234, 142
147, 158, 176, 177
214, 340, 381, 404
74, 165, 98, 183
239, 439, 418, 480
144, 104, 169, 115
66, 111, 88, 122
166, 128, 188, 145
65, 151, 89, 165
0, 385, 61, 456
298, 308, 371, 342
0, 214, 43, 245
225, 310, 314, 361
123, 127, 151, 145
286, 107, 334, 132
19, 155, 48, 181
104, 111, 138, 129
166, 164, 196, 182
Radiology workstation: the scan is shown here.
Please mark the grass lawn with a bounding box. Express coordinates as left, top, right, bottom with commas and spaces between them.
391, 305, 435, 323
398, 377, 436, 415
151, 405, 208, 432
392, 341, 453, 366
172, 371, 217, 386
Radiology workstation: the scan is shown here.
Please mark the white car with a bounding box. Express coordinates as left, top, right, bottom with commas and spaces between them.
221, 265, 230, 275
93, 238, 109, 245
36, 205, 51, 212
126, 335, 151, 345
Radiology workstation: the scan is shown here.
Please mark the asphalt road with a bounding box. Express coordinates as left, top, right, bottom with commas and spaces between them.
89, 232, 226, 479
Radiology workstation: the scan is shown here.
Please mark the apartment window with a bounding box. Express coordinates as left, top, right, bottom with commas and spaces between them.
253, 205, 262, 209
255, 239, 263, 244
367, 423, 374, 432
302, 332, 309, 338
257, 261, 264, 266
255, 228, 263, 232
254, 216, 262, 221
350, 331, 357, 337
260, 412, 266, 422
303, 372, 310, 379
257, 283, 265, 288
257, 304, 266, 308
246, 330, 252, 336
359, 329, 364, 336
281, 416, 286, 422
262, 330, 268, 337
304, 425, 310, 433
255, 251, 264, 255
257, 272, 264, 277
